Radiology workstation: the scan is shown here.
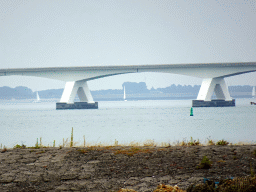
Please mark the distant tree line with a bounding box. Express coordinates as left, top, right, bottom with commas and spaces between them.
0, 86, 34, 99
0, 82, 254, 100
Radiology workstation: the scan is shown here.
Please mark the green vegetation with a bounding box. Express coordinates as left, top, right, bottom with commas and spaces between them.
13, 144, 26, 149
217, 176, 256, 192
207, 137, 215, 145
188, 137, 200, 146
179, 137, 201, 146
35, 138, 40, 149
2, 132, 256, 149
70, 127, 74, 147
40, 137, 42, 148
197, 156, 212, 169
216, 140, 229, 146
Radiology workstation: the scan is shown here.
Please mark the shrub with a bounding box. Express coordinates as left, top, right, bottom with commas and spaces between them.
186, 182, 215, 192
14, 144, 26, 149
197, 156, 212, 169
188, 137, 200, 146
180, 141, 187, 146
216, 140, 229, 146
217, 176, 256, 192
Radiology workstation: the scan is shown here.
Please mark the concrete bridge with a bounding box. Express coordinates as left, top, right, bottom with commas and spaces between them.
1, 62, 256, 109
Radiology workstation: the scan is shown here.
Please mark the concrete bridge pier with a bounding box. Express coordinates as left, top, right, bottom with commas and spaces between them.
56, 80, 98, 109
192, 77, 235, 107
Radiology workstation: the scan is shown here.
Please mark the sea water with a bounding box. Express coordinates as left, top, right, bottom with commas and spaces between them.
0, 98, 256, 148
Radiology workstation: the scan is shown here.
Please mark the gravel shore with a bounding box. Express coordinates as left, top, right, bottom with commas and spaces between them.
1, 145, 256, 191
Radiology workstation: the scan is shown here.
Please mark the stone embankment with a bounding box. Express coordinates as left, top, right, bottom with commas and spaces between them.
0, 145, 256, 191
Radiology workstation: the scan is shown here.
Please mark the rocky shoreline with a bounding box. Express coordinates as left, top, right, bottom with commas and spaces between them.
1, 145, 256, 191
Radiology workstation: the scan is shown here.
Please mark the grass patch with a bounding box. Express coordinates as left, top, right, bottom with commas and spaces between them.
188, 137, 200, 146
143, 139, 156, 147
216, 140, 229, 146
13, 144, 26, 149
207, 137, 215, 146
2, 133, 256, 149
218, 176, 256, 192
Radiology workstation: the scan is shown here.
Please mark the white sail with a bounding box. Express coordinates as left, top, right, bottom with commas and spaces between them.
37, 92, 40, 101
33, 91, 41, 103
252, 86, 255, 98
123, 86, 127, 101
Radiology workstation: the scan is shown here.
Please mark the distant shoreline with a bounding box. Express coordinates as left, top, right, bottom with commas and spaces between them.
0, 93, 254, 102
0, 83, 254, 100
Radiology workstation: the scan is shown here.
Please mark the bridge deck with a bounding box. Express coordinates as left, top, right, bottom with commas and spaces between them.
0, 62, 256, 73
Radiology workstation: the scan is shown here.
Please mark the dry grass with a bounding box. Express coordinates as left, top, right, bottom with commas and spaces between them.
143, 139, 156, 147
154, 184, 185, 192
114, 147, 153, 156
0, 127, 252, 149
118, 189, 137, 192
118, 184, 185, 192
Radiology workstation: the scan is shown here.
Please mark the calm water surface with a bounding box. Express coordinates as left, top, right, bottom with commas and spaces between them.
0, 99, 256, 147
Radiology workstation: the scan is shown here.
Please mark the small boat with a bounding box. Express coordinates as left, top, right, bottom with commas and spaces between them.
123, 86, 127, 101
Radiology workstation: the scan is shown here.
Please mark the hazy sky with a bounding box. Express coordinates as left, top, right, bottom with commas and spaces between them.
1, 0, 256, 91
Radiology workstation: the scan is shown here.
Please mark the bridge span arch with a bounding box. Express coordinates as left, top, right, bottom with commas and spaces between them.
0, 62, 256, 108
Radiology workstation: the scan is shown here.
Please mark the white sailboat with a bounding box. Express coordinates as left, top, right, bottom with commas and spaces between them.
123, 86, 127, 101
34, 91, 41, 103
250, 86, 256, 105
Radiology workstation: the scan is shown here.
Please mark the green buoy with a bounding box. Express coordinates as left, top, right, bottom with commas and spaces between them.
190, 107, 193, 116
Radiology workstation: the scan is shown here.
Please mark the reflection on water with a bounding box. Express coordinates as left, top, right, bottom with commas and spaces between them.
0, 98, 255, 147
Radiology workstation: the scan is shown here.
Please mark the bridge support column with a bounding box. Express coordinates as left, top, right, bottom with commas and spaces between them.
56, 80, 98, 110
192, 77, 235, 107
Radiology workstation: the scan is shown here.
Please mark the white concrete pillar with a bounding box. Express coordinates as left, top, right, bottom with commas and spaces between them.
197, 77, 232, 101
77, 81, 94, 103
60, 80, 94, 104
